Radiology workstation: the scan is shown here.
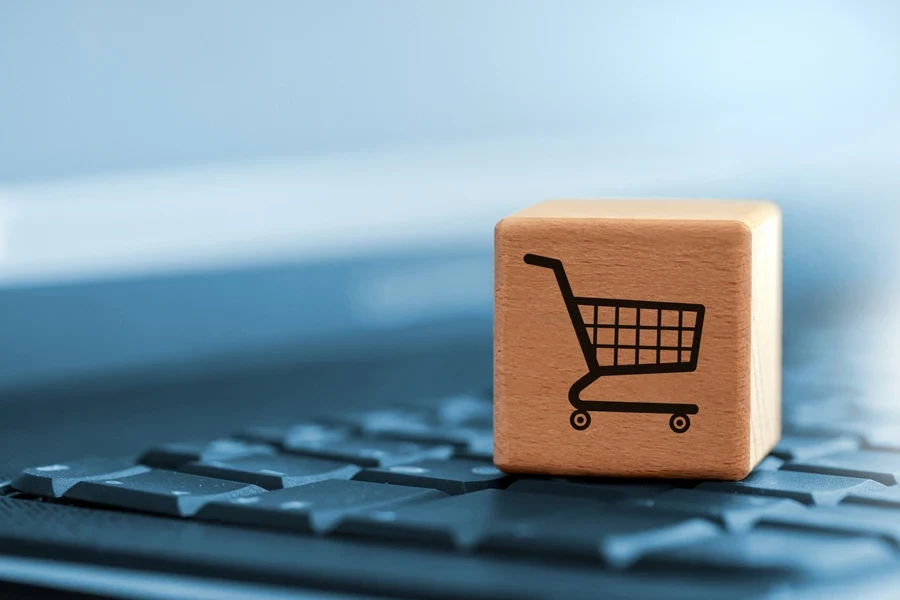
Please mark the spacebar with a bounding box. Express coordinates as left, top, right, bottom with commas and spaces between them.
0, 498, 729, 600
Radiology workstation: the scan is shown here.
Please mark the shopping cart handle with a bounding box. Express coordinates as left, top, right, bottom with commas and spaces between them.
523, 254, 563, 270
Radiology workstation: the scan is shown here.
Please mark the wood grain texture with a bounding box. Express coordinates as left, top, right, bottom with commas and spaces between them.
494, 199, 782, 480
749, 208, 782, 467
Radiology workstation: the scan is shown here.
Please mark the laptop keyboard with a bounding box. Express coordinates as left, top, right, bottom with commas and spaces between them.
5, 388, 900, 595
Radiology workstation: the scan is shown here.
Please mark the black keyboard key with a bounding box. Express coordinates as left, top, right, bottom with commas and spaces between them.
436, 395, 492, 426
759, 504, 900, 544
784, 400, 860, 431
0, 497, 763, 600
783, 449, 900, 485
771, 434, 859, 461
481, 503, 720, 568
138, 439, 275, 469
648, 526, 894, 575
337, 489, 600, 550
753, 456, 783, 471
698, 469, 885, 505
459, 429, 493, 461
322, 407, 437, 434
231, 425, 287, 446
179, 454, 361, 490
342, 399, 487, 443
65, 469, 265, 517
372, 423, 487, 449
864, 427, 900, 452
508, 478, 673, 503
197, 479, 445, 534
631, 488, 805, 531
233, 423, 349, 450
353, 458, 512, 494
11, 458, 150, 498
785, 417, 883, 440
285, 437, 453, 467
844, 485, 900, 509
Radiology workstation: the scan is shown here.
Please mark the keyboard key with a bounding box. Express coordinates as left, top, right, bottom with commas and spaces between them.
179, 454, 361, 490
65, 469, 265, 517
864, 426, 900, 452
436, 395, 493, 426
231, 425, 287, 446
138, 439, 275, 469
783, 450, 900, 485
759, 504, 900, 544
508, 478, 673, 503
481, 502, 720, 568
233, 423, 349, 450
12, 458, 150, 498
458, 430, 493, 461
322, 407, 437, 435
285, 437, 453, 467
785, 418, 885, 440
197, 479, 445, 534
698, 469, 885, 505
784, 400, 860, 430
770, 434, 859, 461
0, 495, 750, 600
630, 488, 805, 531
844, 485, 900, 509
372, 423, 487, 449
753, 456, 784, 471
337, 489, 601, 550
648, 525, 894, 575
353, 458, 513, 494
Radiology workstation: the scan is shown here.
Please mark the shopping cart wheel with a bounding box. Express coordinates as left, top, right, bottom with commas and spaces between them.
570, 410, 591, 431
669, 414, 690, 434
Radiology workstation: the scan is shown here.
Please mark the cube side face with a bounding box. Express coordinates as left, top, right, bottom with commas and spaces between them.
748, 209, 783, 466
494, 215, 753, 480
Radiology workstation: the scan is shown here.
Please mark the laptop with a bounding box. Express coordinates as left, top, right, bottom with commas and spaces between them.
0, 136, 898, 599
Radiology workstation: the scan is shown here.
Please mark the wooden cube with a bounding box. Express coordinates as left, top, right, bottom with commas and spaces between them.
494, 200, 782, 480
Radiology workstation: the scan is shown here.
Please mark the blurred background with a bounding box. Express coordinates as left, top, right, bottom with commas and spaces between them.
0, 0, 898, 392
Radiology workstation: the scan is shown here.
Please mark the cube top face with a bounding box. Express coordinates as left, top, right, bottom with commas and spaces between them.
508, 199, 777, 223
494, 199, 781, 480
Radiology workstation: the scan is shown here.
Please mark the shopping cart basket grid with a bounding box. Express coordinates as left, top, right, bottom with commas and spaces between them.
524, 253, 705, 433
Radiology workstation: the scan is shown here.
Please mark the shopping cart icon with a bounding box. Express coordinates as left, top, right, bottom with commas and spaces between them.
524, 254, 705, 434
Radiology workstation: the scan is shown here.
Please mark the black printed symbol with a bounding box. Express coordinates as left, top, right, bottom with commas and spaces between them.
524, 254, 705, 434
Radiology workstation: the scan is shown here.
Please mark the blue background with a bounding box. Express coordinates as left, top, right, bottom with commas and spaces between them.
0, 1, 898, 389
2, 0, 898, 182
